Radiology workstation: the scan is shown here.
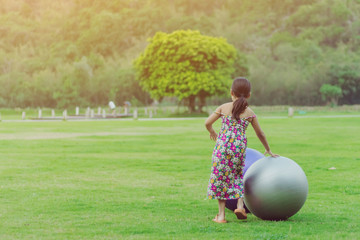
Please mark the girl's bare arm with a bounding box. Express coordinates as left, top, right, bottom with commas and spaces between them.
205, 108, 221, 141
250, 117, 279, 157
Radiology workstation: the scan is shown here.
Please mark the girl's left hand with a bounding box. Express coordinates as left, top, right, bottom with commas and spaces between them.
264, 150, 279, 157
210, 130, 218, 141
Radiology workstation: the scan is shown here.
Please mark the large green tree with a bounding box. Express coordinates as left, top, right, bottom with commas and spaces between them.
134, 30, 238, 112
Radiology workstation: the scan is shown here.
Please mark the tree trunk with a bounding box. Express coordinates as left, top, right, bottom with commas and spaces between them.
331, 97, 338, 107
197, 94, 207, 113
188, 95, 196, 113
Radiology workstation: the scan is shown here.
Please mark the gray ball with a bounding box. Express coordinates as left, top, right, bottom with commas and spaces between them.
244, 156, 308, 220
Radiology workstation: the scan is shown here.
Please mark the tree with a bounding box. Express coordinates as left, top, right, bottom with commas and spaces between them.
320, 84, 342, 106
329, 55, 360, 105
134, 30, 237, 112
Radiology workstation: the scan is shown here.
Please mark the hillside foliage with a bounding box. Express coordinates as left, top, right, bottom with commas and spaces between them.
0, 0, 359, 108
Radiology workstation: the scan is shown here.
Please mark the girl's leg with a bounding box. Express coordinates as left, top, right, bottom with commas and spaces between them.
234, 197, 247, 219
216, 199, 226, 221
237, 197, 244, 210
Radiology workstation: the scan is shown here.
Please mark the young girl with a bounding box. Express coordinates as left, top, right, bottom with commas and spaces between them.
205, 77, 278, 223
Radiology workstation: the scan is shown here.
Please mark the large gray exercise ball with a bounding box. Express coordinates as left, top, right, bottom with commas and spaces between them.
244, 156, 308, 220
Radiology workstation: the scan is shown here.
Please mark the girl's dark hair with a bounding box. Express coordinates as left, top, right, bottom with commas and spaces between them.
231, 77, 251, 121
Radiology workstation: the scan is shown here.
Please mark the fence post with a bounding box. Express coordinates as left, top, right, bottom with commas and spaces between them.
133, 108, 138, 120
63, 110, 68, 120
288, 107, 294, 118
86, 107, 90, 118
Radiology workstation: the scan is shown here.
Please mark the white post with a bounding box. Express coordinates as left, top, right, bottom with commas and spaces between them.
51, 109, 55, 118
144, 107, 148, 115
97, 107, 101, 115
90, 109, 95, 118
86, 107, 90, 118
288, 107, 294, 118
133, 108, 138, 120
22, 112, 26, 120
102, 109, 106, 118
63, 110, 67, 120
76, 107, 80, 116
38, 109, 42, 119
124, 107, 128, 115
149, 110, 153, 118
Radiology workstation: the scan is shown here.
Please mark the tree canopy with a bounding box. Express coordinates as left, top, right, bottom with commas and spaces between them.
320, 84, 343, 106
135, 30, 240, 112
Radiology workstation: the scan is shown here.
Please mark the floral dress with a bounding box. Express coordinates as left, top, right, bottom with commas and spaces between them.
207, 114, 256, 200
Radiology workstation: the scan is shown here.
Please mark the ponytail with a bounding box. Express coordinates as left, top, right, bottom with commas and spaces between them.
232, 96, 248, 121
231, 77, 251, 120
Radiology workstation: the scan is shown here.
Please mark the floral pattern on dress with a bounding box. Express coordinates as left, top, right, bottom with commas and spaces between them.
207, 114, 256, 200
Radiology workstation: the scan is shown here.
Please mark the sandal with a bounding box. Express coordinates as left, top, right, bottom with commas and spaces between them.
234, 208, 247, 219
212, 214, 227, 223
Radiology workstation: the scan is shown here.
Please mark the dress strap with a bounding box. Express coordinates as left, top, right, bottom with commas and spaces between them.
214, 111, 225, 116
245, 114, 256, 119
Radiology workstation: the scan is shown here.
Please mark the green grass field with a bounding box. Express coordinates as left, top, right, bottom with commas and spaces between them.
0, 115, 359, 239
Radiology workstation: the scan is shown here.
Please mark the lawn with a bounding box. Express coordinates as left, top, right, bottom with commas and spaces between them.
0, 116, 359, 239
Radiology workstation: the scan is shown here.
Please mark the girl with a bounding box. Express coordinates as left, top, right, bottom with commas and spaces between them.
205, 77, 278, 223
